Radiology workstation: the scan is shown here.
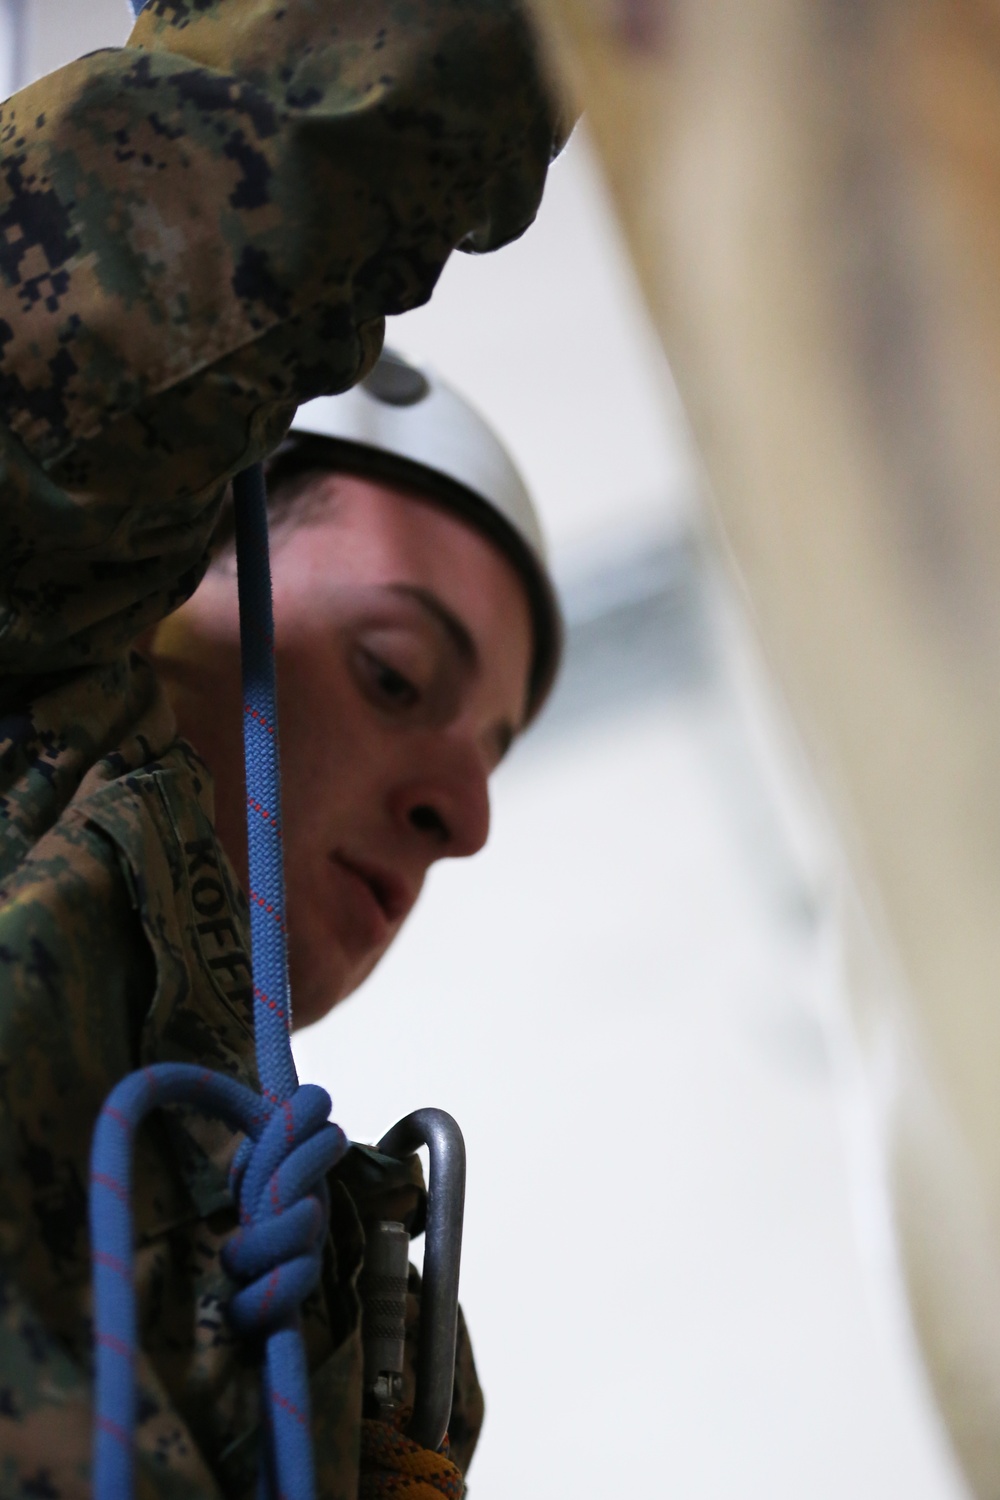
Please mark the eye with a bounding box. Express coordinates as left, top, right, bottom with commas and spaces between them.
359, 649, 420, 710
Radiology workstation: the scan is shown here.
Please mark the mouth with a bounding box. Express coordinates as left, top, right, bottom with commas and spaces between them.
332, 852, 411, 927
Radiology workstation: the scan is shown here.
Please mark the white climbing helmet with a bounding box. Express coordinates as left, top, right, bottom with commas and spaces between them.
284, 348, 563, 720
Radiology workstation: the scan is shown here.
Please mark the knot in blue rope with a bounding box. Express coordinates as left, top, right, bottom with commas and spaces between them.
223, 1084, 345, 1335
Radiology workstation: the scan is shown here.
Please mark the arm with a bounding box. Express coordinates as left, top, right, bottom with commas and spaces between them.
0, 0, 560, 679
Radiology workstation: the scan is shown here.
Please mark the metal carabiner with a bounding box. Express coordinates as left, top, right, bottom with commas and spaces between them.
358, 1108, 466, 1452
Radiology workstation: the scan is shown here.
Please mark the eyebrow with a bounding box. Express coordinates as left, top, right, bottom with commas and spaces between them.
387, 582, 520, 763
388, 583, 477, 666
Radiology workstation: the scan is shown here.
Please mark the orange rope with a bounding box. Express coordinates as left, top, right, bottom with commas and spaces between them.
359, 1415, 465, 1499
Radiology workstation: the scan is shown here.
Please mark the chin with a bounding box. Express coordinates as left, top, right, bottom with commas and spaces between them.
289, 969, 349, 1031
288, 940, 387, 1031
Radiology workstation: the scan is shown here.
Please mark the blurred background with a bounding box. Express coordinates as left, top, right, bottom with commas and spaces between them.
7, 3, 997, 1495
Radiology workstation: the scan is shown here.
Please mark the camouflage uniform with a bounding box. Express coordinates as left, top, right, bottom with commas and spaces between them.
0, 1, 560, 1493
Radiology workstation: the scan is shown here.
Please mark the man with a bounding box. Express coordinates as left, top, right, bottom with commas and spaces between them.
147, 351, 561, 1029
0, 0, 567, 1493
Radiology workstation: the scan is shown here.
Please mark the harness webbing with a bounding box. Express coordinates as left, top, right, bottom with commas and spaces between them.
88, 463, 347, 1499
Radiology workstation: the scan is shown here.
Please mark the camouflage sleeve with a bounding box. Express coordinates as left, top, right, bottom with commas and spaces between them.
0, 0, 560, 680
0, 801, 224, 1500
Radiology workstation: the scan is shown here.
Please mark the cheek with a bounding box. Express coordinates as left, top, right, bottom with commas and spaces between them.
274, 641, 388, 844
283, 835, 399, 1024
277, 649, 356, 808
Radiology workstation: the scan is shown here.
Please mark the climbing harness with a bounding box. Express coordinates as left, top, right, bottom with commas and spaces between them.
89, 462, 349, 1500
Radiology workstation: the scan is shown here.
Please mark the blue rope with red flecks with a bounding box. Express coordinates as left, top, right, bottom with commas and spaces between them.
88, 451, 348, 1500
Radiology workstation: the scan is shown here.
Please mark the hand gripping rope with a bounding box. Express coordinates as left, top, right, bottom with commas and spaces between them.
88, 458, 348, 1499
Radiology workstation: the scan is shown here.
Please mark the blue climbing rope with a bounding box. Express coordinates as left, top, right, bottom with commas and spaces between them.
88, 462, 347, 1499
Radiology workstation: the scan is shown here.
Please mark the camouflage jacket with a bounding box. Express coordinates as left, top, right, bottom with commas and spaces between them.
0, 1, 559, 1493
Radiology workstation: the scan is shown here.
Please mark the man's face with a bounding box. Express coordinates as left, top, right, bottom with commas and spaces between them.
149, 472, 534, 1027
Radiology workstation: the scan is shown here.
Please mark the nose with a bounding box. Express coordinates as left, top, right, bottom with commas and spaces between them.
391, 743, 491, 861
